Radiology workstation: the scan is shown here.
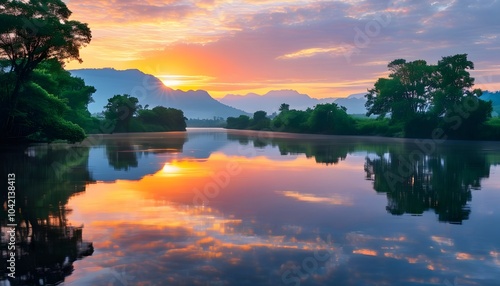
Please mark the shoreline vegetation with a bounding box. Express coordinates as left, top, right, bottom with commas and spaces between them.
226, 54, 500, 142
0, 0, 188, 145
225, 107, 500, 141
1, 1, 499, 144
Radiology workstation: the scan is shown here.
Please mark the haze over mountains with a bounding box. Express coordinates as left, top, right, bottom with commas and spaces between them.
69, 68, 249, 119
69, 68, 500, 120
70, 68, 370, 119
219, 90, 368, 114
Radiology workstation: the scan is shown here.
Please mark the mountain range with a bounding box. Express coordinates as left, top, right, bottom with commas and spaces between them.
68, 68, 499, 120
219, 90, 368, 114
70, 68, 369, 119
69, 68, 249, 119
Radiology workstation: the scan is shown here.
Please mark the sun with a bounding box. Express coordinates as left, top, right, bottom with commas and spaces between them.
158, 75, 183, 88
161, 78, 182, 88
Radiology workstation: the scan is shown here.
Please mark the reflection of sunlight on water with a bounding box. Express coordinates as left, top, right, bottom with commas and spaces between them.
66, 158, 352, 284
162, 162, 181, 175
63, 141, 500, 285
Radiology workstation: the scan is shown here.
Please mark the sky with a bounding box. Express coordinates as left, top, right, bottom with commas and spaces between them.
64, 0, 500, 99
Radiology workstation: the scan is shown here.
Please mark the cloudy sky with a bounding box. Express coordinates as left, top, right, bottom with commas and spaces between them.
64, 0, 500, 98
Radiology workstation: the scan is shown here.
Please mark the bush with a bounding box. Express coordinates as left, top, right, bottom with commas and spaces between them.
404, 114, 439, 138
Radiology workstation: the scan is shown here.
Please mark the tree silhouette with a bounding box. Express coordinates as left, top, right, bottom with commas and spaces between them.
279, 103, 290, 112
0, 0, 91, 140
104, 94, 141, 133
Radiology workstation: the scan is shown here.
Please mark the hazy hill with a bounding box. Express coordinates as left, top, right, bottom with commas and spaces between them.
481, 91, 500, 115
69, 68, 248, 119
220, 90, 325, 114
219, 90, 368, 114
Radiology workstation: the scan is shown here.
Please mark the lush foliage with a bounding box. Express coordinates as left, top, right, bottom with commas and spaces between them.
0, 0, 186, 142
0, 59, 96, 142
33, 59, 98, 130
187, 117, 226, 127
227, 103, 357, 135
137, 106, 187, 132
0, 0, 92, 142
365, 54, 492, 139
103, 94, 141, 132
227, 54, 499, 141
103, 94, 186, 133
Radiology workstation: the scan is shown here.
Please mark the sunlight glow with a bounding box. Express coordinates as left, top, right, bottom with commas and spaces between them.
159, 76, 183, 88
162, 163, 181, 174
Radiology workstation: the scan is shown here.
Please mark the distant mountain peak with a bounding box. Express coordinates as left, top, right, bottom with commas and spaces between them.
218, 90, 368, 114
69, 68, 248, 119
347, 93, 367, 99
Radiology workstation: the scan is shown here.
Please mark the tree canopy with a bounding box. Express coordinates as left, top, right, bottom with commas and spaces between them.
365, 54, 492, 139
227, 103, 356, 135
1, 0, 92, 142
103, 94, 187, 133
104, 94, 141, 133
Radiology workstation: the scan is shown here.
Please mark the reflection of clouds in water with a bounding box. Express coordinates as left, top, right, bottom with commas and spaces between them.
431, 235, 455, 247
66, 178, 500, 285
64, 131, 500, 285
70, 195, 500, 284
340, 231, 500, 285
68, 196, 349, 285
276, 190, 353, 206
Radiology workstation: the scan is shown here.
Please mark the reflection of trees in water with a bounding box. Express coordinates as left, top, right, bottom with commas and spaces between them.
103, 133, 188, 170
364, 143, 490, 224
227, 133, 353, 165
228, 132, 496, 223
0, 145, 94, 285
106, 141, 140, 170
277, 141, 352, 165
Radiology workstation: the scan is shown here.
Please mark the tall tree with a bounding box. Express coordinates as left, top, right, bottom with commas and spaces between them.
104, 94, 141, 133
307, 103, 355, 134
431, 54, 482, 116
366, 59, 434, 121
366, 54, 492, 139
0, 0, 91, 140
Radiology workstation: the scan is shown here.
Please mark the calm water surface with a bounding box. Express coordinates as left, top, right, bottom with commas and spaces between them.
1, 128, 500, 285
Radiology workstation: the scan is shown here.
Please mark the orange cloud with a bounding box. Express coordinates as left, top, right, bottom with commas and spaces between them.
353, 249, 377, 256
65, 0, 500, 100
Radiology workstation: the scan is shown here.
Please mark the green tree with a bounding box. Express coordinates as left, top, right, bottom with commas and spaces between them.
226, 115, 250, 129
279, 103, 290, 112
431, 54, 481, 116
0, 0, 91, 97
149, 106, 186, 131
2, 79, 86, 142
250, 110, 270, 130
0, 0, 92, 141
366, 59, 434, 122
366, 54, 491, 140
307, 103, 355, 134
271, 109, 310, 133
104, 94, 141, 133
31, 59, 97, 131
